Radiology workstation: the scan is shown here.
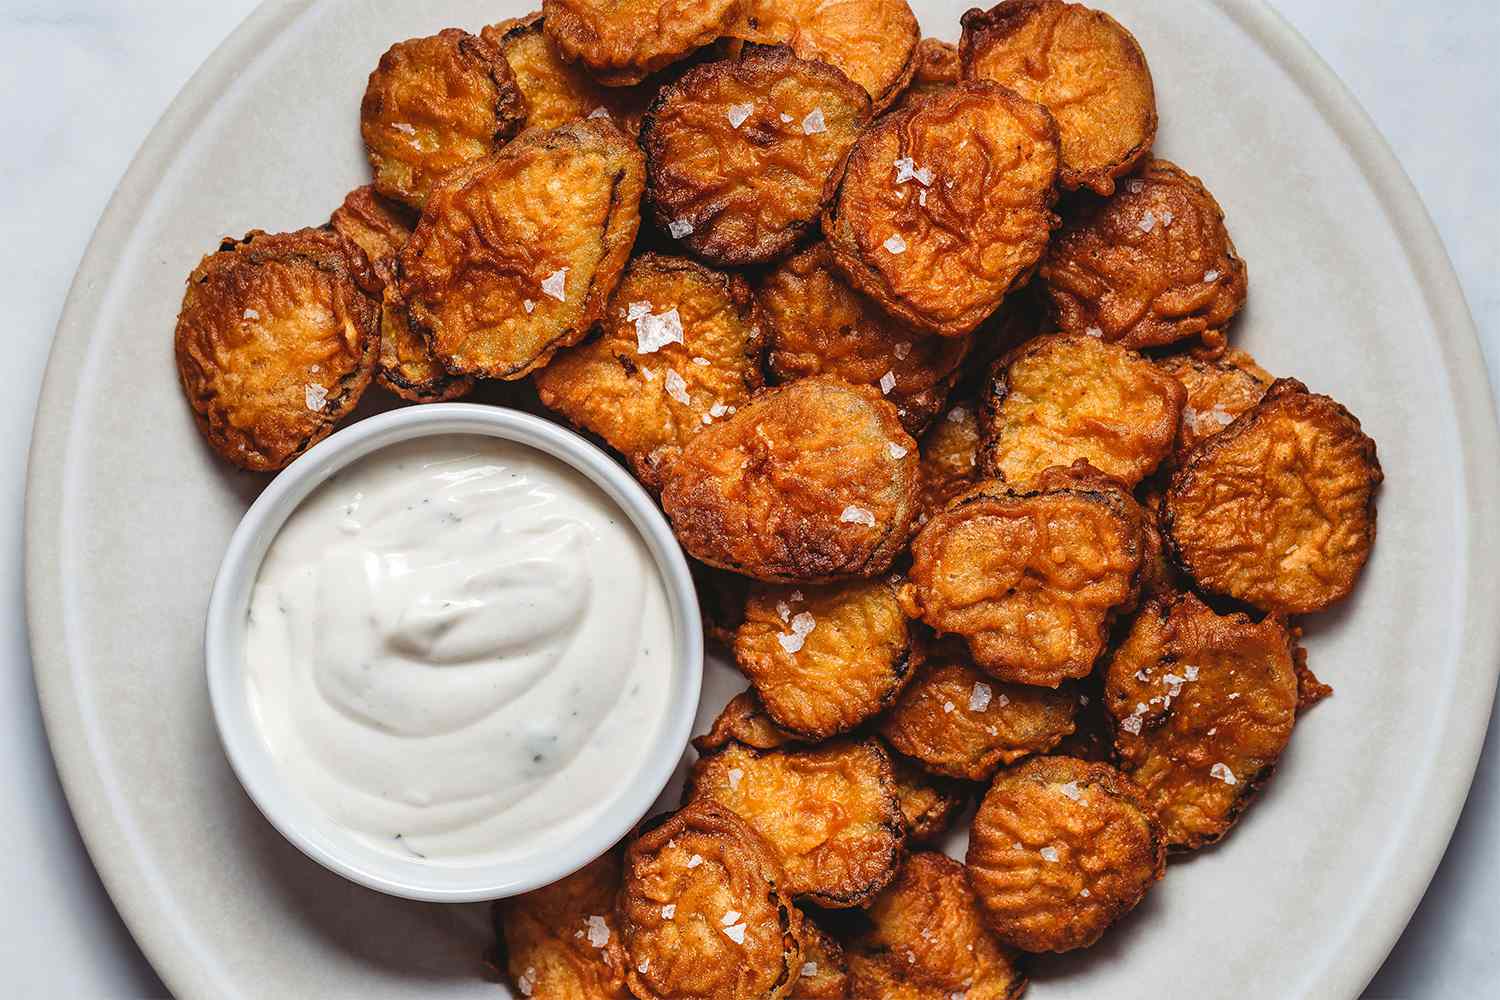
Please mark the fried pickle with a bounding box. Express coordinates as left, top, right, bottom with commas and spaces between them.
901, 481, 1143, 686
847, 852, 1027, 1000
328, 184, 416, 286
734, 578, 915, 740
686, 739, 906, 907
961, 0, 1155, 195
916, 396, 983, 518
760, 242, 970, 436
482, 14, 650, 136
360, 29, 526, 210
495, 850, 630, 999
621, 801, 804, 1000
1163, 378, 1382, 614
966, 756, 1165, 952
792, 920, 851, 999
398, 119, 644, 380
543, 0, 740, 86
174, 229, 380, 472
693, 689, 802, 755
534, 253, 766, 490
979, 333, 1185, 488
825, 81, 1060, 337
1155, 349, 1271, 467
660, 377, 920, 582
1039, 158, 1248, 354
641, 47, 869, 266
892, 38, 960, 112
1105, 593, 1299, 850
886, 748, 972, 846
725, 0, 920, 112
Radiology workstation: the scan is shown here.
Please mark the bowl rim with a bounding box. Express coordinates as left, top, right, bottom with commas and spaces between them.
203, 402, 704, 902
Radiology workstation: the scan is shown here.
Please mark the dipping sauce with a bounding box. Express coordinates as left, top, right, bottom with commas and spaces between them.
244, 434, 674, 864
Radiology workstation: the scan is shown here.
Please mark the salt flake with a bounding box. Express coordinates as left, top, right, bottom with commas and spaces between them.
1138, 210, 1157, 233
687, 854, 703, 868
1058, 781, 1082, 802
664, 369, 691, 405
638, 958, 651, 974
721, 910, 742, 926
727, 103, 754, 128
802, 108, 826, 134
1203, 269, 1221, 282
968, 682, 993, 712
518, 966, 537, 996
723, 923, 748, 944
883, 233, 907, 255
242, 308, 259, 321
888, 442, 908, 460
893, 157, 934, 186
541, 268, 568, 301
669, 217, 695, 238
879, 370, 897, 395
727, 767, 743, 790
304, 384, 329, 412
523, 299, 535, 314
947, 406, 968, 423
636, 306, 685, 354
801, 962, 819, 978
1210, 763, 1238, 786
942, 701, 956, 714
661, 904, 677, 918
587, 105, 611, 119
840, 505, 876, 526
1040, 846, 1060, 862
1085, 325, 1104, 338
585, 915, 610, 948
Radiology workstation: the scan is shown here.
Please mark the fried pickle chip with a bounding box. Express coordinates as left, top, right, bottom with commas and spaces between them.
1105, 593, 1299, 850
725, 0, 920, 111
760, 242, 970, 436
621, 801, 804, 1000
543, 0, 740, 86
693, 689, 802, 755
534, 253, 766, 489
686, 739, 906, 907
917, 397, 983, 517
966, 756, 1165, 952
641, 48, 869, 266
660, 377, 920, 582
825, 81, 1060, 337
886, 748, 972, 845
892, 37, 960, 112
328, 184, 416, 286
1163, 378, 1382, 614
901, 481, 1142, 685
1039, 158, 1248, 354
979, 333, 1185, 488
792, 920, 851, 999
360, 29, 526, 210
847, 852, 1027, 1000
880, 643, 1076, 780
735, 578, 915, 740
961, 0, 1155, 195
175, 229, 380, 472
1156, 350, 1272, 467
482, 14, 650, 136
495, 850, 630, 999
398, 120, 644, 380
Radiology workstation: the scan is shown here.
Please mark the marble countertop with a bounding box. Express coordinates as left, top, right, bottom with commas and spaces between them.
2, 1, 1495, 996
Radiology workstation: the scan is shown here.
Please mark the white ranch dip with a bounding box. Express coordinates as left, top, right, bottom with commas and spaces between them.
244, 434, 674, 864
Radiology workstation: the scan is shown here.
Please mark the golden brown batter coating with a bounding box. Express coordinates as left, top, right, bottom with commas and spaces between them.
760, 242, 970, 436
482, 14, 651, 136
1156, 349, 1272, 467
886, 748, 972, 846
494, 850, 631, 999
916, 396, 984, 518
1163, 378, 1382, 614
961, 0, 1156, 195
979, 333, 1185, 489
693, 689, 801, 755
686, 739, 906, 907
360, 29, 526, 210
174, 228, 380, 472
1105, 593, 1300, 850
825, 81, 1060, 337
1039, 158, 1248, 354
734, 578, 915, 740
901, 481, 1143, 686
397, 120, 644, 381
966, 756, 1165, 952
543, 0, 741, 86
660, 377, 920, 582
892, 37, 960, 112
328, 184, 416, 287
534, 253, 766, 490
641, 47, 869, 266
791, 920, 851, 999
621, 802, 805, 1000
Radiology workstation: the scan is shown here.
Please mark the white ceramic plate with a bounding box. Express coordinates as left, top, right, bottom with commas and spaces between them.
26, 1, 1500, 998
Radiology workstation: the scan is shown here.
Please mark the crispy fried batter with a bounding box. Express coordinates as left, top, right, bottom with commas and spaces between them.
825, 81, 1060, 337
1039, 158, 1248, 354
1163, 378, 1382, 614
328, 184, 417, 286
1105, 593, 1299, 850
735, 578, 915, 739
535, 253, 766, 490
886, 748, 972, 845
642, 47, 869, 266
966, 756, 1165, 952
1156, 350, 1271, 467
961, 0, 1155, 195
917, 396, 983, 518
543, 0, 741, 86
725, 0, 920, 111
1293, 644, 1333, 714
847, 853, 1027, 1000
880, 642, 1076, 780
760, 243, 970, 436
398, 120, 644, 380
621, 801, 804, 1000
483, 14, 650, 136
901, 481, 1143, 686
892, 38, 960, 112
360, 29, 526, 210
979, 333, 1185, 488
660, 377, 920, 582
174, 229, 380, 472
693, 689, 801, 755
686, 739, 906, 907
792, 920, 851, 999
495, 850, 631, 999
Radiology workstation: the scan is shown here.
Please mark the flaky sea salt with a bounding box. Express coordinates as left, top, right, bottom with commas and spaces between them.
1161, 210, 1174, 226
304, 384, 328, 412
879, 370, 897, 395
242, 308, 259, 320
776, 601, 791, 622
669, 217, 695, 238
1203, 269, 1220, 282
661, 904, 676, 918
393, 122, 416, 135
1085, 325, 1104, 338
728, 767, 743, 790
638, 958, 651, 974
1040, 846, 1060, 862
802, 108, 826, 134
588, 106, 611, 119
942, 701, 956, 714
542, 268, 568, 301
840, 505, 876, 526
709, 402, 729, 418
687, 854, 703, 868
947, 406, 967, 423
918, 188, 928, 207
722, 910, 742, 926
968, 682, 993, 712
523, 299, 535, 314
779, 611, 817, 653
517, 966, 537, 996
781, 112, 794, 123
585, 915, 610, 948
1138, 210, 1156, 233
888, 442, 908, 460
801, 962, 819, 978
1127, 179, 1145, 194
893, 157, 934, 186
724, 923, 748, 944
1184, 665, 1200, 681
664, 369, 691, 405
883, 233, 907, 255
727, 102, 754, 128
635, 306, 685, 354
1058, 781, 1082, 802
1210, 763, 1238, 785
692, 356, 710, 366
1080, 889, 1091, 898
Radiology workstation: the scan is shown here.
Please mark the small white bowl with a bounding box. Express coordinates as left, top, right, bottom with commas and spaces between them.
205, 403, 703, 902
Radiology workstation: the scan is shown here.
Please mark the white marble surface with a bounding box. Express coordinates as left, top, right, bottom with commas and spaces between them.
1, 1, 1495, 997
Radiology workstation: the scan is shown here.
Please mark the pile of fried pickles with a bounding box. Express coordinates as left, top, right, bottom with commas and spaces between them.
171, 1, 1384, 996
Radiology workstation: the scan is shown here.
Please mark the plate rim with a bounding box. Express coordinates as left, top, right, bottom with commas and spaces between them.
24, 1, 1500, 998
